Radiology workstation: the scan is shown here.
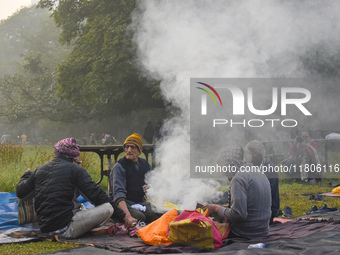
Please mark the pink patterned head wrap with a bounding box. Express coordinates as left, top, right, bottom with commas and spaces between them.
217, 147, 245, 169
54, 138, 81, 164
217, 147, 246, 181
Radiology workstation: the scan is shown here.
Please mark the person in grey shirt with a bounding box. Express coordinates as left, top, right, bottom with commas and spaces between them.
244, 140, 280, 225
204, 147, 271, 240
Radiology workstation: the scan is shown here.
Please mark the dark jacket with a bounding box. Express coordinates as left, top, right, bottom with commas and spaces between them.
262, 159, 280, 223
16, 155, 125, 233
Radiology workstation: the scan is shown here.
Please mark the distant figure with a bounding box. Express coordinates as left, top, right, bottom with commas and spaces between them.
103, 134, 109, 145
289, 131, 320, 182
1, 133, 10, 144
102, 133, 116, 145
95, 132, 100, 145
90, 133, 95, 145
21, 133, 27, 145
154, 122, 162, 142
143, 121, 154, 144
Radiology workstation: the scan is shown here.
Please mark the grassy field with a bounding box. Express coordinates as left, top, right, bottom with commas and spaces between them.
0, 144, 339, 254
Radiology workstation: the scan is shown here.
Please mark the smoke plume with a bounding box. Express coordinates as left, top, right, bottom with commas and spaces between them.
132, 0, 340, 209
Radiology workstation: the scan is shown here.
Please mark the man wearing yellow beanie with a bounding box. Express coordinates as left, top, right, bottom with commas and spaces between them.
109, 133, 159, 224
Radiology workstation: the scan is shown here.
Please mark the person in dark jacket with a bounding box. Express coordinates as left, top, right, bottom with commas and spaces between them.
109, 133, 159, 223
143, 122, 154, 144
16, 137, 136, 238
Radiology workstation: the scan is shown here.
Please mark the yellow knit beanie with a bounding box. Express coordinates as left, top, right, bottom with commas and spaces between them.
124, 133, 143, 152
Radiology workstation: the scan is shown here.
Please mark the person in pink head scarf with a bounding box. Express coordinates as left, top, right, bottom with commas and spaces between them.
17, 138, 136, 238
53, 137, 82, 164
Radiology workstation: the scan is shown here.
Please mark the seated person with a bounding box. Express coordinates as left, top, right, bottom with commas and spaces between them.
244, 140, 280, 224
109, 133, 159, 223
204, 147, 271, 240
16, 138, 135, 239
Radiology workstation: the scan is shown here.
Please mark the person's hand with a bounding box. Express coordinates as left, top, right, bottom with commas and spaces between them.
124, 215, 137, 228
142, 184, 150, 193
203, 204, 220, 215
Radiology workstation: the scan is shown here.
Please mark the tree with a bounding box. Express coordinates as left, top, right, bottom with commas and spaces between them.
0, 7, 42, 76
0, 52, 91, 123
38, 0, 163, 118
0, 6, 82, 123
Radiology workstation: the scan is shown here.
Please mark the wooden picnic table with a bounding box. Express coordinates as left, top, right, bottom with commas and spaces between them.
80, 139, 338, 183
79, 144, 155, 184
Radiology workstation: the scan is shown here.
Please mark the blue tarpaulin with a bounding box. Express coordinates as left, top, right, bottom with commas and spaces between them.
0, 192, 39, 244
0, 192, 20, 232
0, 192, 93, 233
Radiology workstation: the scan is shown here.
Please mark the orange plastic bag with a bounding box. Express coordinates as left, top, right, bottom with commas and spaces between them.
138, 209, 178, 246
332, 186, 340, 195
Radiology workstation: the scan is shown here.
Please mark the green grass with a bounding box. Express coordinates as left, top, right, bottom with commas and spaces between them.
0, 241, 81, 255
0, 144, 339, 254
279, 179, 340, 217
0, 144, 107, 193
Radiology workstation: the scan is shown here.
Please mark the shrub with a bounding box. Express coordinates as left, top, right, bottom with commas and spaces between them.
0, 144, 23, 166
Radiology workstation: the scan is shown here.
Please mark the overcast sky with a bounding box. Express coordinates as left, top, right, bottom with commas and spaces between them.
0, 0, 32, 21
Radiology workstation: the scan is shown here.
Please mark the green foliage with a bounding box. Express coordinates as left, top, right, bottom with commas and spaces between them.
0, 1, 164, 127
0, 145, 106, 193
0, 6, 69, 76
0, 144, 23, 166
0, 240, 81, 255
0, 68, 94, 123
0, 7, 34, 76
0, 145, 24, 191
0, 5, 74, 123
23, 145, 54, 170
38, 0, 164, 118
0, 71, 57, 122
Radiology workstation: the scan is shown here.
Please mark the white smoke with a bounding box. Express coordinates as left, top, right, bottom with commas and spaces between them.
132, 0, 340, 209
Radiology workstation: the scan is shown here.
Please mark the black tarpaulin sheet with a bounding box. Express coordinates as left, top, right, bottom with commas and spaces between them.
4, 213, 340, 254
46, 226, 340, 255
53, 216, 340, 254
